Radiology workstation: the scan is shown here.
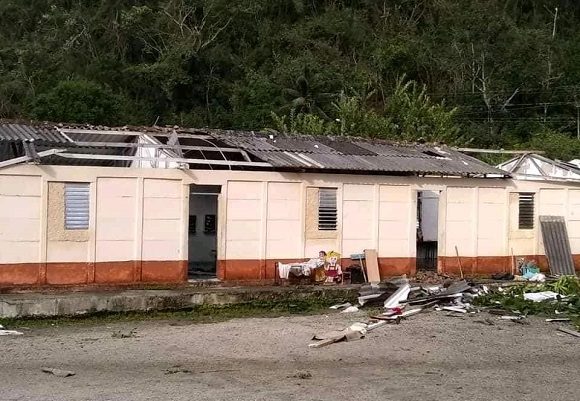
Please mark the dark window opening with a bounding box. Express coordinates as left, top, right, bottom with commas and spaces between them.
318, 188, 337, 231
204, 215, 216, 234
518, 193, 535, 229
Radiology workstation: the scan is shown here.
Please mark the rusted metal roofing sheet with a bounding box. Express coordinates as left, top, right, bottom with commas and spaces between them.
539, 216, 576, 276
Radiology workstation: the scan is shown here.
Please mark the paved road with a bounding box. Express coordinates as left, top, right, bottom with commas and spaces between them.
1, 312, 579, 400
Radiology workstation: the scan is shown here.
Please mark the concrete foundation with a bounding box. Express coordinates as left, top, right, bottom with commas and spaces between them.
0, 285, 358, 318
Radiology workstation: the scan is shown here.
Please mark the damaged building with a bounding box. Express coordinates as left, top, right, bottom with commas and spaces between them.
0, 121, 578, 288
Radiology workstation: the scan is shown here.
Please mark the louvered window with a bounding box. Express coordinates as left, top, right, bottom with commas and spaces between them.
518, 192, 534, 229
64, 183, 90, 230
318, 188, 337, 231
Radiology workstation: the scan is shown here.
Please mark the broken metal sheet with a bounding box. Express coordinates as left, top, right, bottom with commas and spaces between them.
539, 216, 576, 276
408, 280, 471, 305
309, 323, 367, 348
442, 306, 468, 314
523, 291, 563, 302
373, 308, 422, 321
500, 315, 525, 320
329, 302, 352, 310
383, 284, 411, 308
0, 329, 23, 336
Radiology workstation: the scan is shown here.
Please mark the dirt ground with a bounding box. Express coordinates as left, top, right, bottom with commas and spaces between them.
1, 310, 579, 401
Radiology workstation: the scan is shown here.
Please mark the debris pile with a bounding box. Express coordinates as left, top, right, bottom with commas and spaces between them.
310, 276, 481, 347
310, 275, 580, 348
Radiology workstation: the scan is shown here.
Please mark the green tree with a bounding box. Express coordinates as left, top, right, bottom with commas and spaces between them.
386, 77, 462, 144
32, 80, 123, 125
1, 0, 580, 158
525, 129, 580, 161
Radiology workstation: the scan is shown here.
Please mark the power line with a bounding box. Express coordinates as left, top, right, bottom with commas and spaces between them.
427, 85, 580, 98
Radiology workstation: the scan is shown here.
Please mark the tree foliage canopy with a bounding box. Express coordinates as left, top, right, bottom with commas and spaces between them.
1, 0, 580, 159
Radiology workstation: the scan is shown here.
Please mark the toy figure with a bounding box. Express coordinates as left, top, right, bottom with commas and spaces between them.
325, 251, 342, 283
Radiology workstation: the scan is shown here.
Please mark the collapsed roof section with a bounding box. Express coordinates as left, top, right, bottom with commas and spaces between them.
0, 121, 509, 177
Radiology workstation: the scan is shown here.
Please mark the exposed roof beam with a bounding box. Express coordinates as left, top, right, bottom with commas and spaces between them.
23, 141, 40, 163
454, 148, 545, 155
54, 152, 272, 167
510, 172, 580, 183
0, 149, 65, 169
167, 129, 183, 158
529, 157, 548, 177
59, 128, 212, 140
69, 141, 243, 153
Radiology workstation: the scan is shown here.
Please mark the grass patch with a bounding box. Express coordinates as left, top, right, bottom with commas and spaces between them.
0, 298, 350, 329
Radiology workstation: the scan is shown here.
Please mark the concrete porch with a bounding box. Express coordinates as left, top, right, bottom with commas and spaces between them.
0, 284, 359, 319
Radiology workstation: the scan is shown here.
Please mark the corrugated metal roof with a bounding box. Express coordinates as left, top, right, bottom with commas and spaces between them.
539, 216, 576, 276
0, 123, 67, 142
213, 132, 508, 176
0, 122, 134, 167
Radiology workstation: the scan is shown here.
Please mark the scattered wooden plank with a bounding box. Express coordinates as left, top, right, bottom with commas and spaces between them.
364, 249, 380, 283
558, 327, 580, 338
453, 147, 544, 155
308, 337, 341, 348
41, 367, 75, 377
454, 246, 464, 279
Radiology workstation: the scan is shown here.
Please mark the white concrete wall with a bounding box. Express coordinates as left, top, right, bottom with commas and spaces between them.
569, 189, 580, 255
142, 178, 183, 261
0, 175, 42, 263
378, 185, 413, 257
342, 184, 375, 257
0, 165, 188, 266
225, 181, 263, 260
445, 187, 476, 257
2, 164, 580, 269
96, 178, 138, 262
266, 182, 302, 259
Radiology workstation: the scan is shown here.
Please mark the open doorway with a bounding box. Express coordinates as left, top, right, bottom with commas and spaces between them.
188, 184, 221, 279
416, 190, 440, 271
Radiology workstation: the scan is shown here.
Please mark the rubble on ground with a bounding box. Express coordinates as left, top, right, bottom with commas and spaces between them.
41, 367, 76, 377
313, 274, 580, 347
0, 323, 23, 336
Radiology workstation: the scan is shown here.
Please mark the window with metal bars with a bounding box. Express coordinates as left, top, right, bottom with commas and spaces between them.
518, 192, 535, 229
64, 183, 90, 230
318, 188, 337, 231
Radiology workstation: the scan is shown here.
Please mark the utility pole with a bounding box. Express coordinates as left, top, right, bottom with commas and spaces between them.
543, 7, 559, 124
552, 7, 558, 39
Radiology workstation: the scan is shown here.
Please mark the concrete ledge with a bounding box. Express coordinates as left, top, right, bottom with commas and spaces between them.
0, 285, 359, 318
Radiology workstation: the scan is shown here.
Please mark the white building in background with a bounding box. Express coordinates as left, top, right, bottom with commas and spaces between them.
498, 153, 580, 181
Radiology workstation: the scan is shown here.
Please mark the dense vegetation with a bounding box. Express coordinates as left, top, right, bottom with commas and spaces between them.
2, 1, 580, 159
